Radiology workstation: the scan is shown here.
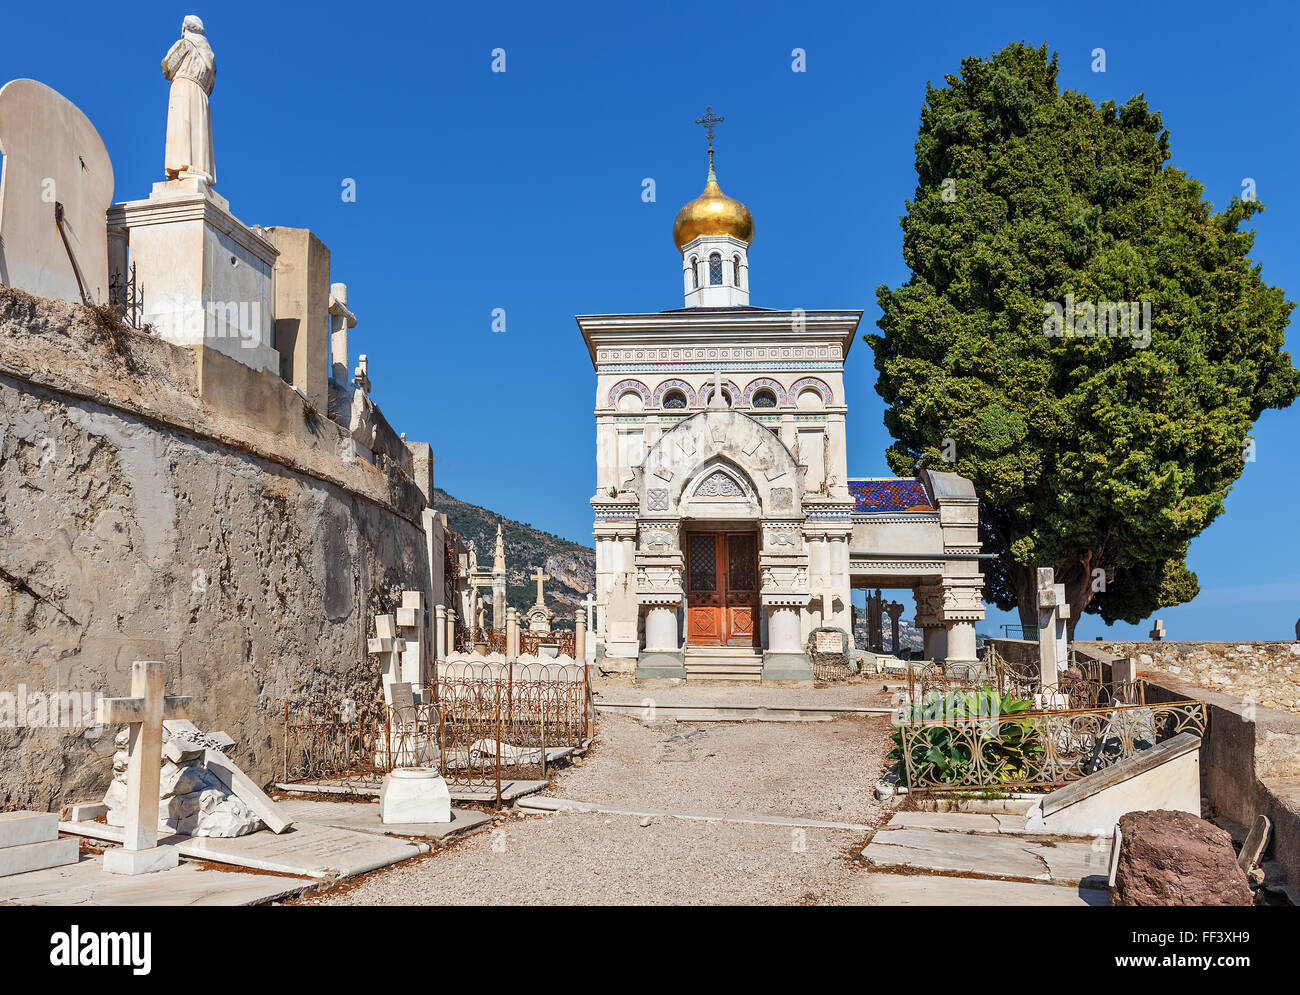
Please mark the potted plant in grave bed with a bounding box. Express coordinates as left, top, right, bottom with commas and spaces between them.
889, 687, 1045, 789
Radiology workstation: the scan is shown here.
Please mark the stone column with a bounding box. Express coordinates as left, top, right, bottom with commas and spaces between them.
505, 607, 520, 660
886, 601, 904, 654
767, 605, 803, 653
644, 605, 678, 653
574, 609, 586, 662
434, 604, 446, 662
939, 573, 985, 670
914, 583, 946, 662
945, 620, 978, 664
446, 608, 457, 657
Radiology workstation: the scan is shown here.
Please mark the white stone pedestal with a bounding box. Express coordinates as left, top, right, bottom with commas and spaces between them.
107, 178, 279, 374
104, 844, 179, 876
379, 768, 451, 825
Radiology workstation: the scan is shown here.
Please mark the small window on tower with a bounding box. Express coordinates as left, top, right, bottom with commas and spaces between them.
689, 257, 699, 290
733, 254, 742, 286
709, 253, 722, 285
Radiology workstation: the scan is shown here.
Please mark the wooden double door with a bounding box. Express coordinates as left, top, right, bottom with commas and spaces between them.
685, 531, 760, 647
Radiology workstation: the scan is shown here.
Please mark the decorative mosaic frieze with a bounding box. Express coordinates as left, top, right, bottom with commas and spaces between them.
848, 478, 934, 513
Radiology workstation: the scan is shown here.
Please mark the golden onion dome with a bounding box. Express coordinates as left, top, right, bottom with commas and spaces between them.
672, 160, 754, 251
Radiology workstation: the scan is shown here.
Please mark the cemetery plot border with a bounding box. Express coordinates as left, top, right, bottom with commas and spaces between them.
896, 699, 1207, 793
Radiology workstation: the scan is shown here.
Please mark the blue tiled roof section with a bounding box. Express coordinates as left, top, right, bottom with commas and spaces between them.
849, 479, 934, 513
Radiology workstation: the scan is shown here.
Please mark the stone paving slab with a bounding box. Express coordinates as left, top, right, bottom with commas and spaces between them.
517, 795, 872, 831
0, 853, 314, 906
273, 799, 491, 842
853, 872, 1107, 906
862, 827, 1108, 887
60, 820, 425, 879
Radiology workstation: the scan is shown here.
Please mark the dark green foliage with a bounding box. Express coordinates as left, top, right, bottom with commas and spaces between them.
872, 43, 1299, 626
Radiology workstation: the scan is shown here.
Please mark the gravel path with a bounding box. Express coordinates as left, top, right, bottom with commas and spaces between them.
305, 811, 869, 906
552, 713, 893, 825
306, 711, 897, 905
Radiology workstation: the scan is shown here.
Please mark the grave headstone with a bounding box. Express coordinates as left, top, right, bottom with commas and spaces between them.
0, 78, 114, 305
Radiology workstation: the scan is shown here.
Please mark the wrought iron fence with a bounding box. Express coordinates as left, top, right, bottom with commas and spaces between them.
917, 644, 1145, 710
519, 629, 576, 658
895, 698, 1207, 792
281, 664, 593, 807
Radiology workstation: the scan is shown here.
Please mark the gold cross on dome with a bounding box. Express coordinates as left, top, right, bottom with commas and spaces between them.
695, 106, 724, 152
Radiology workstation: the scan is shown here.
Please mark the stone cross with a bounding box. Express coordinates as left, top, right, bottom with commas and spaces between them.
1036, 568, 1070, 691
97, 661, 191, 873
582, 590, 597, 634
395, 591, 426, 691
707, 369, 727, 408
368, 614, 402, 703
530, 566, 550, 605
1149, 619, 1166, 641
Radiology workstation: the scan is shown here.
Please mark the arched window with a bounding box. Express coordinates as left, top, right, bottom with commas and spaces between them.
708, 252, 722, 285
689, 257, 699, 290
752, 388, 777, 408
662, 390, 687, 409
733, 254, 742, 286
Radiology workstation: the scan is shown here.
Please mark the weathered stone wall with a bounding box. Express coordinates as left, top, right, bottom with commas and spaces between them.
0, 287, 429, 810
1095, 640, 1300, 714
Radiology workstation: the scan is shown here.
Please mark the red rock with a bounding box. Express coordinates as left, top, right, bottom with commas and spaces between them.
1110, 809, 1251, 906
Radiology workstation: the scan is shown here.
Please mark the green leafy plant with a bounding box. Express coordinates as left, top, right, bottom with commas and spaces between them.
890, 687, 1044, 786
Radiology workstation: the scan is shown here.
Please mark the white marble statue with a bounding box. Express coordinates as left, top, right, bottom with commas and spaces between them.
162, 15, 217, 184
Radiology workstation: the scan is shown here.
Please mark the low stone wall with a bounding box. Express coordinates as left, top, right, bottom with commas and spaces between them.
0, 288, 430, 809
1094, 640, 1300, 714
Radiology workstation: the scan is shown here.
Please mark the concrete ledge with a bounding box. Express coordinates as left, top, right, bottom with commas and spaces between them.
761, 652, 813, 682
1040, 732, 1202, 836
634, 651, 687, 680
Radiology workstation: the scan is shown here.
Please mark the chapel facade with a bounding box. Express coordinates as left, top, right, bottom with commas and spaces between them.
578, 123, 986, 682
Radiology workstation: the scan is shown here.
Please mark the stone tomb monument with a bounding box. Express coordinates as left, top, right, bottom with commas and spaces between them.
0, 78, 115, 305
107, 15, 279, 373
525, 566, 555, 634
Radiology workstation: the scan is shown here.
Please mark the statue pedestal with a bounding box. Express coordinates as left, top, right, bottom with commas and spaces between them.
107, 178, 279, 374
379, 768, 451, 825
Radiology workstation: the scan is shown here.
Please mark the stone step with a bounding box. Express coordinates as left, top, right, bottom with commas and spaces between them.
887, 811, 1041, 835
0, 837, 79, 878
685, 673, 762, 683
862, 827, 1108, 888
0, 811, 58, 849
685, 663, 764, 673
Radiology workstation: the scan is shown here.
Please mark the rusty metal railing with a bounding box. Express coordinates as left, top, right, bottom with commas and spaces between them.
281, 663, 593, 808
895, 698, 1207, 793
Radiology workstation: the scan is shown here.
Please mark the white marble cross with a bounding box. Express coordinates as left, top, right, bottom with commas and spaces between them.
582, 590, 597, 633
530, 566, 550, 605
97, 661, 191, 866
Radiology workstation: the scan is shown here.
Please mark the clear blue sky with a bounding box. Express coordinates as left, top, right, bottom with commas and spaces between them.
6, 0, 1298, 639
